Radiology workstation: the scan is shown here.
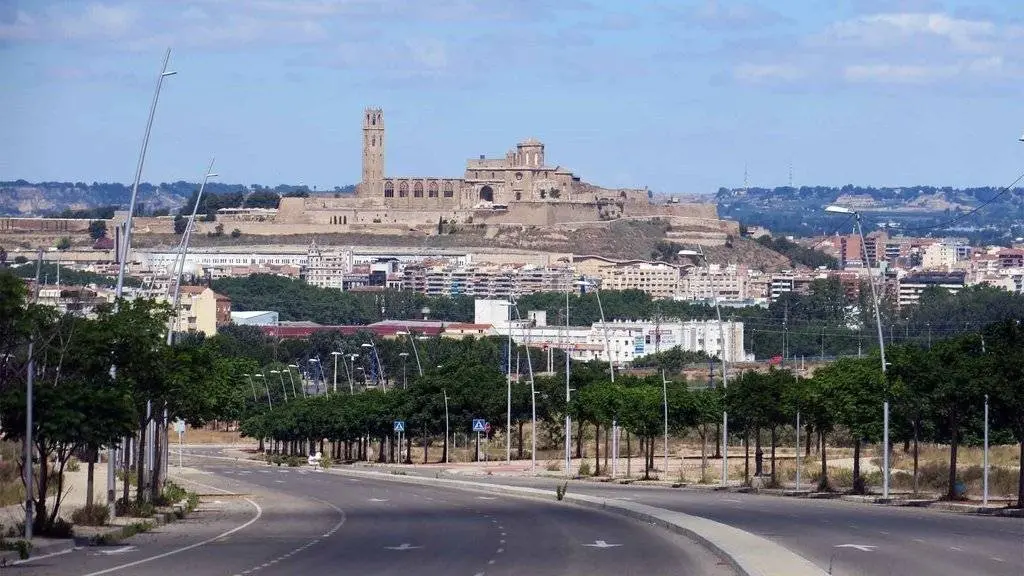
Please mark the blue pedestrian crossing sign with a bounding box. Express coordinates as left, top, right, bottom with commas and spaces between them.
393, 420, 405, 433
472, 419, 487, 432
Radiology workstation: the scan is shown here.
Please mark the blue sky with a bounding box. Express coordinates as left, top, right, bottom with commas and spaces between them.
2, 0, 1023, 194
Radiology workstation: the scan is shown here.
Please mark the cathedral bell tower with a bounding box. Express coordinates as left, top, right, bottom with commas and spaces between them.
362, 108, 385, 192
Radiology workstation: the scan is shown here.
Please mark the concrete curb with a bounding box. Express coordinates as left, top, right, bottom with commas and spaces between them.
0, 498, 193, 566
329, 467, 825, 576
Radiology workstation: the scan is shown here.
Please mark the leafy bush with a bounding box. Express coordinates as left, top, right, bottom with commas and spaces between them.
71, 504, 110, 526
37, 517, 73, 539
66, 458, 81, 472
577, 460, 591, 477
555, 481, 568, 501
116, 498, 155, 518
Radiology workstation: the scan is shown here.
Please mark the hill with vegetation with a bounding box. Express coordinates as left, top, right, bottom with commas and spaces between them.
717, 185, 1024, 245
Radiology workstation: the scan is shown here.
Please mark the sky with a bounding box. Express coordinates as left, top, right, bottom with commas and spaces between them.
2, 0, 1023, 194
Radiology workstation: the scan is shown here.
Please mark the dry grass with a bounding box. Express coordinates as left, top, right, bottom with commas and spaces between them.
174, 426, 243, 445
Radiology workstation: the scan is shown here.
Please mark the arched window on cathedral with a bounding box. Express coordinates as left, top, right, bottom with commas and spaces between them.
384, 181, 394, 198
443, 181, 454, 198
414, 181, 424, 198
428, 181, 439, 198
399, 181, 409, 198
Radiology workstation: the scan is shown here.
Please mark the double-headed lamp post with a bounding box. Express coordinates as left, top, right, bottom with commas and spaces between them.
398, 352, 409, 389
679, 248, 730, 486
824, 204, 889, 498
255, 374, 272, 409
330, 352, 341, 394
347, 354, 359, 393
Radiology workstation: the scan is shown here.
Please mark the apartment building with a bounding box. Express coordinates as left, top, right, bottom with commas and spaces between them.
897, 271, 966, 308
402, 263, 574, 298
173, 286, 232, 336
679, 264, 767, 303
572, 255, 681, 299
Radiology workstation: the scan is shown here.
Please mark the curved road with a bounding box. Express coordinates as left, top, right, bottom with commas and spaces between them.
11, 450, 733, 576
377, 464, 1024, 576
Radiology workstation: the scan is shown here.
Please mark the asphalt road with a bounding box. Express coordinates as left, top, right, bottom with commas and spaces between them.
385, 465, 1024, 576
7, 451, 734, 576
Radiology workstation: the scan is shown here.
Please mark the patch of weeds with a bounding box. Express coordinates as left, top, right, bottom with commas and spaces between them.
390, 469, 407, 476
71, 504, 110, 527
556, 481, 569, 500
116, 498, 155, 518
0, 538, 32, 560
186, 493, 200, 512
545, 461, 560, 472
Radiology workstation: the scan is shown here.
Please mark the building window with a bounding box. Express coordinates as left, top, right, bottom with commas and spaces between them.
399, 181, 409, 198
414, 181, 424, 198
384, 181, 394, 197
428, 181, 439, 198
443, 181, 454, 198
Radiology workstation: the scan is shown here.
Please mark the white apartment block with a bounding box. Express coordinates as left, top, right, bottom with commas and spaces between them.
572, 256, 681, 299
680, 264, 766, 302
303, 241, 354, 289
403, 263, 574, 298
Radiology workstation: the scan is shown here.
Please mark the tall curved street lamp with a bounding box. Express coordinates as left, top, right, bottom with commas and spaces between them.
824, 204, 889, 498
679, 247, 730, 486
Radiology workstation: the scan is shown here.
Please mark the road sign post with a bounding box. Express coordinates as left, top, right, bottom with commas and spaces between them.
472, 419, 486, 462
174, 419, 186, 468
394, 421, 405, 464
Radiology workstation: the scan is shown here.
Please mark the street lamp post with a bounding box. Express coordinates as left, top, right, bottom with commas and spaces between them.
564, 286, 572, 476
396, 330, 424, 377
679, 247, 730, 486
398, 352, 409, 389
308, 358, 321, 394
243, 373, 258, 403
443, 388, 450, 465
109, 48, 176, 517
331, 352, 341, 394
270, 370, 287, 401
824, 205, 889, 498
347, 354, 358, 393
286, 365, 301, 398
361, 341, 385, 390
255, 374, 272, 409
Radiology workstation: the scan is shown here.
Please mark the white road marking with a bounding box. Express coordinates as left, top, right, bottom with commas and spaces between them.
93, 546, 136, 556
722, 498, 741, 503
384, 543, 422, 551
950, 546, 962, 551
369, 498, 389, 502
79, 479, 264, 576
912, 538, 925, 544
476, 496, 497, 500
10, 546, 75, 566
834, 544, 876, 552
583, 540, 622, 549
991, 557, 1004, 563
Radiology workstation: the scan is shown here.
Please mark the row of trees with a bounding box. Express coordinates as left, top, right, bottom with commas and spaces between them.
231, 320, 1023, 504
0, 272, 250, 534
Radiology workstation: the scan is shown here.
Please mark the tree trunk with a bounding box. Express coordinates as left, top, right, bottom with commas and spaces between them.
442, 430, 448, 464
913, 420, 920, 495
754, 427, 763, 477
575, 423, 584, 459
743, 430, 750, 484
33, 439, 49, 532
770, 426, 777, 485
1017, 440, 1023, 509
604, 425, 610, 472
643, 436, 651, 480
86, 452, 95, 508
594, 423, 601, 476
819, 430, 829, 491
517, 422, 524, 461
714, 422, 721, 459
151, 425, 164, 503
121, 436, 131, 505
378, 437, 387, 463
626, 432, 632, 477
136, 423, 147, 504
806, 423, 813, 456
406, 433, 412, 464
946, 414, 960, 500
852, 438, 862, 494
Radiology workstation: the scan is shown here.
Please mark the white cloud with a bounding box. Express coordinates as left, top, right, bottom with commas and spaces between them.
821, 12, 997, 54
733, 63, 805, 82
843, 63, 957, 83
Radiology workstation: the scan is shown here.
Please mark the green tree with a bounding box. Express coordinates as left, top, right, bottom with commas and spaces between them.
982, 320, 1024, 507
88, 220, 107, 240
55, 236, 71, 250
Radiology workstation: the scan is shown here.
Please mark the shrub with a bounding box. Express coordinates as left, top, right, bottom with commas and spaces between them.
66, 458, 81, 472
116, 498, 155, 518
71, 504, 110, 527
319, 455, 333, 470
286, 456, 303, 467
37, 517, 73, 539
545, 461, 560, 472
555, 481, 568, 501
0, 538, 32, 559
577, 460, 591, 477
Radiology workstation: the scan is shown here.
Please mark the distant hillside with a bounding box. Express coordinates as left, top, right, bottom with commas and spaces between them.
717, 185, 1024, 244
0, 180, 356, 217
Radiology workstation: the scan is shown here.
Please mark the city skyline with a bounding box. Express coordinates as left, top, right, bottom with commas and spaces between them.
3, 0, 1024, 194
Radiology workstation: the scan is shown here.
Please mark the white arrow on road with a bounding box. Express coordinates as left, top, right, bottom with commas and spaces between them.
835, 544, 877, 552
583, 540, 622, 549
92, 546, 136, 556
384, 543, 422, 550
369, 498, 389, 502
476, 496, 497, 500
